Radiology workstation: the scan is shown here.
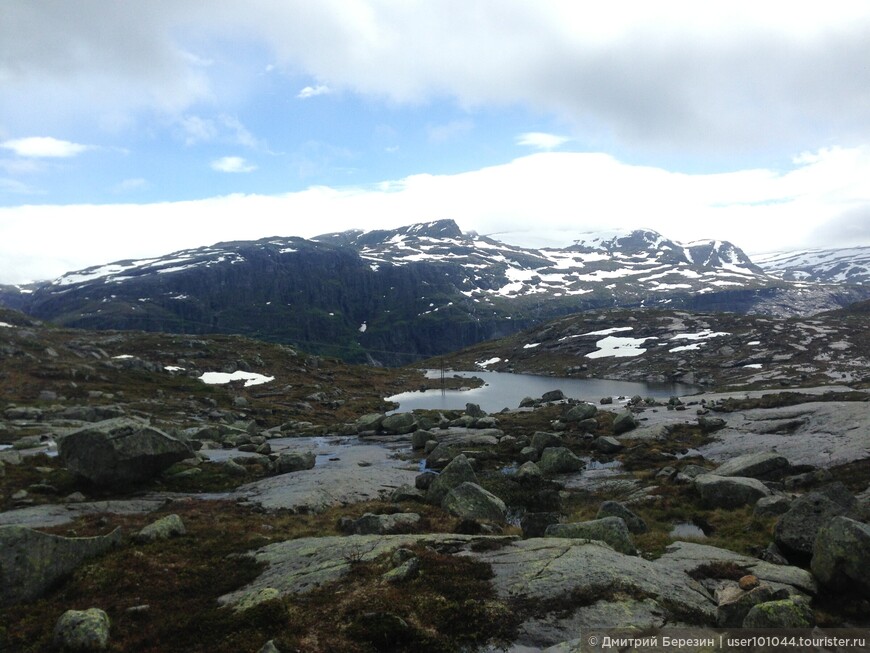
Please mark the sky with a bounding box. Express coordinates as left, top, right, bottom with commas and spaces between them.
2, 1, 870, 284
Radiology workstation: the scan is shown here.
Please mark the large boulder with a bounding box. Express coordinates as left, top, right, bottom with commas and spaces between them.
538, 447, 585, 475
134, 514, 186, 544
442, 482, 507, 523
381, 412, 417, 435
774, 492, 848, 560
596, 501, 647, 534
531, 431, 563, 453
545, 516, 636, 555
348, 513, 421, 535
811, 516, 870, 597
355, 413, 385, 433
59, 420, 192, 487
694, 474, 771, 509
564, 403, 597, 422
54, 608, 110, 651
742, 598, 814, 628
541, 390, 565, 403
1, 526, 122, 605
275, 451, 316, 474
713, 452, 790, 481
612, 411, 638, 435
426, 454, 478, 504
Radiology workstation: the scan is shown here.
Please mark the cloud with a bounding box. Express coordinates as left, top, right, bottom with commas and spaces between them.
517, 132, 571, 150
1, 137, 90, 158
297, 84, 331, 99
2, 146, 869, 283
427, 119, 474, 143
177, 115, 260, 148
112, 178, 149, 193
0, 178, 40, 195
210, 156, 257, 173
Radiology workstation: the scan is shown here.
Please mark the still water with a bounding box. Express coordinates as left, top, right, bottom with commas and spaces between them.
387, 370, 699, 413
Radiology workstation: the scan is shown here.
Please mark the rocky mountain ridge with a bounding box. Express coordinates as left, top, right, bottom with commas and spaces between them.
754, 245, 870, 286
1, 220, 867, 364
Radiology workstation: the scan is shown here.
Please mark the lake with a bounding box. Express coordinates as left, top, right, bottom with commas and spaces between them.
387, 370, 699, 413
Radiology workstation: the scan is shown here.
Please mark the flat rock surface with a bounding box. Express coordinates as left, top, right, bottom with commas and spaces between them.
0, 497, 169, 528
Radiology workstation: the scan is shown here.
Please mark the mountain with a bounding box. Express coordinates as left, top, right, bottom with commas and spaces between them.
1, 220, 867, 364
754, 246, 870, 285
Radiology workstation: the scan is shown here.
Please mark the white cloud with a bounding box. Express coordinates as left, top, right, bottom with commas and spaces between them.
210, 156, 257, 173
297, 84, 331, 99
517, 132, 571, 150
113, 178, 149, 193
2, 146, 869, 283
427, 119, 474, 143
1, 137, 90, 158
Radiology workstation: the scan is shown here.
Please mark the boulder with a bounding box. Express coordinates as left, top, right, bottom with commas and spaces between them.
742, 598, 814, 628
350, 513, 421, 535
697, 416, 727, 433
713, 452, 790, 481
381, 412, 417, 435
59, 421, 192, 487
275, 451, 316, 474
134, 514, 186, 543
775, 492, 848, 559
442, 482, 507, 523
390, 484, 425, 503
594, 436, 623, 454
1, 526, 122, 605
410, 430, 434, 450
564, 403, 597, 422
596, 501, 647, 534
612, 411, 638, 435
754, 495, 792, 518
545, 516, 636, 555
694, 474, 771, 509
257, 641, 281, 653
717, 585, 781, 627
541, 390, 565, 403
538, 447, 585, 475
516, 461, 543, 483
531, 431, 563, 453
426, 454, 478, 504
521, 512, 561, 538
811, 516, 870, 596
355, 413, 385, 433
465, 403, 486, 418
54, 608, 110, 651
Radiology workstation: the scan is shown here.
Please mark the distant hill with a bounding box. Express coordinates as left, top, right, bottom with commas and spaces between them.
754, 246, 870, 285
1, 220, 867, 364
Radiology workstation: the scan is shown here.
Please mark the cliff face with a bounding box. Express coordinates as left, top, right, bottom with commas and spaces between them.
2, 221, 868, 364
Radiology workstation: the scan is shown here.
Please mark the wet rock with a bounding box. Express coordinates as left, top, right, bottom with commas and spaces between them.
775, 492, 848, 560
442, 482, 507, 523
354, 413, 385, 433
600, 396, 614, 405
538, 447, 585, 475
381, 412, 417, 435
612, 411, 638, 435
275, 451, 316, 474
742, 597, 814, 628
545, 516, 636, 555
426, 454, 478, 504
811, 516, 870, 597
134, 514, 186, 543
1, 526, 122, 605
59, 420, 192, 488
541, 390, 565, 403
596, 501, 647, 534
713, 451, 791, 481
694, 474, 771, 509
54, 608, 110, 651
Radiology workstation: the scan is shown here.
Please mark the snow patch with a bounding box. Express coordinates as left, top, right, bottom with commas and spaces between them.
586, 336, 654, 359
476, 357, 502, 368
164, 365, 185, 372
199, 371, 275, 387
0, 322, 13, 328
523, 343, 541, 349
359, 322, 367, 333
671, 330, 730, 341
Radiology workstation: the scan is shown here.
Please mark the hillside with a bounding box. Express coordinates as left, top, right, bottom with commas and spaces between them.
2, 220, 866, 365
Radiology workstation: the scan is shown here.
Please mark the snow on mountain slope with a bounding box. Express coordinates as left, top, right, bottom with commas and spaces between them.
755, 246, 870, 285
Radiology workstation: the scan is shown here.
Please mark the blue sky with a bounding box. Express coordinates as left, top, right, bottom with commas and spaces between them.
2, 1, 870, 283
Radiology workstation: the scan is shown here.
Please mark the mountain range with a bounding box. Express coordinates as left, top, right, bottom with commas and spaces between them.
1, 220, 868, 364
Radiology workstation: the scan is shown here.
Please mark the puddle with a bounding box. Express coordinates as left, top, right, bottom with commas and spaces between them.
586, 459, 622, 470
670, 521, 707, 539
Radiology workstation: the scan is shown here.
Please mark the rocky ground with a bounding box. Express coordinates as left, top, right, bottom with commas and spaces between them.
2, 306, 870, 652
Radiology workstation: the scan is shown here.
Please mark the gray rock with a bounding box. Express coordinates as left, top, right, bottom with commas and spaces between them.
410, 429, 433, 450
521, 512, 561, 538
694, 474, 771, 509
1, 526, 122, 605
565, 403, 597, 422
516, 461, 543, 483
811, 516, 870, 596
355, 413, 385, 433
519, 396, 536, 408
755, 495, 792, 518
465, 402, 486, 417
713, 452, 790, 481
351, 513, 421, 535
223, 459, 248, 477
257, 640, 281, 653
382, 557, 420, 584
717, 585, 781, 627
134, 514, 186, 543
538, 447, 585, 475
426, 454, 478, 504
381, 412, 417, 435
594, 436, 623, 454
742, 598, 814, 628
390, 484, 425, 503
531, 431, 563, 453
59, 420, 192, 487
596, 501, 647, 534
443, 482, 507, 523
415, 471, 437, 490
541, 390, 565, 403
697, 416, 726, 433
519, 446, 539, 462
545, 516, 636, 555
275, 451, 316, 474
674, 464, 709, 484
612, 411, 638, 435
54, 608, 110, 651
775, 492, 849, 559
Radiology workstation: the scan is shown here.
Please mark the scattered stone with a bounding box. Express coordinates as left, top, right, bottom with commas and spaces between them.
596, 501, 647, 534
519, 397, 536, 408
390, 484, 425, 503
350, 513, 422, 535
223, 459, 248, 477
697, 416, 726, 433
742, 597, 814, 628
564, 403, 597, 422
694, 474, 771, 509
545, 517, 636, 555
0, 526, 122, 605
518, 446, 538, 462
410, 430, 433, 450
594, 436, 623, 454
381, 412, 417, 435
442, 482, 507, 523
775, 492, 849, 560
275, 451, 315, 474
674, 464, 709, 484
717, 584, 781, 627
612, 411, 638, 435
531, 431, 563, 452
54, 608, 110, 651
811, 516, 870, 597
355, 413, 385, 433
426, 454, 478, 504
516, 461, 543, 483
713, 452, 791, 481
600, 397, 614, 405
382, 557, 420, 584
465, 402, 486, 417
754, 495, 791, 518
415, 471, 437, 490
134, 514, 186, 543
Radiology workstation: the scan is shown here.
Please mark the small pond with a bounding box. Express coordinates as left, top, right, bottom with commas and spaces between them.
387, 370, 699, 413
